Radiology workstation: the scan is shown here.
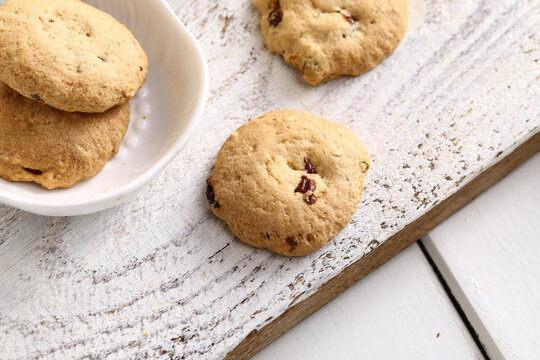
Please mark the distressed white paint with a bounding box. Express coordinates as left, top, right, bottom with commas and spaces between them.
0, 0, 539, 358
255, 244, 483, 360
423, 153, 540, 360
256, 158, 540, 360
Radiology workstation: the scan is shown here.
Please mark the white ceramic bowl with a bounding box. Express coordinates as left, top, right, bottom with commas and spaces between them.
0, 0, 209, 216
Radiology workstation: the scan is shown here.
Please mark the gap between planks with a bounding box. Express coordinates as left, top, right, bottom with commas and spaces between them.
225, 132, 539, 359
422, 152, 540, 360
418, 240, 492, 360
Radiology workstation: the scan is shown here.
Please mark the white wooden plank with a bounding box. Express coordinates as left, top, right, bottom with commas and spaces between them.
423, 153, 540, 360
0, 0, 538, 358
255, 244, 483, 360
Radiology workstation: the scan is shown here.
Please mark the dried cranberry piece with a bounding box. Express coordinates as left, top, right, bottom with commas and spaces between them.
23, 168, 43, 175
285, 237, 297, 251
304, 157, 316, 174
341, 13, 356, 24
31, 94, 43, 102
268, 6, 283, 27
295, 176, 316, 193
306, 194, 317, 205
206, 181, 220, 208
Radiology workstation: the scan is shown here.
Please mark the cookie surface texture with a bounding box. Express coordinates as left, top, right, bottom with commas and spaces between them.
0, 0, 148, 113
0, 82, 130, 189
208, 110, 370, 256
254, 0, 409, 85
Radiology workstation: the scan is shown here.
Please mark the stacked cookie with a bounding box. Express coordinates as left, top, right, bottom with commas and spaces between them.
0, 0, 148, 189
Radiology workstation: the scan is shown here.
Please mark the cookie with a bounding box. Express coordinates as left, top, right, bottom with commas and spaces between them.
0, 0, 148, 113
0, 82, 130, 189
254, 0, 409, 85
207, 110, 370, 256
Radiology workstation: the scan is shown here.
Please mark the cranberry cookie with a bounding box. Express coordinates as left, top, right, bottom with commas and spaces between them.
254, 0, 409, 85
207, 110, 370, 256
0, 82, 130, 189
0, 0, 148, 113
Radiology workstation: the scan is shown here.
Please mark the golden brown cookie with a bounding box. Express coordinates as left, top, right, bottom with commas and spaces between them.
0, 0, 148, 113
0, 82, 130, 189
254, 0, 409, 85
207, 110, 370, 256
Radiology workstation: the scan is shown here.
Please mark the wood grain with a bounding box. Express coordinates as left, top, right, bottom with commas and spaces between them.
227, 132, 539, 360
0, 0, 538, 359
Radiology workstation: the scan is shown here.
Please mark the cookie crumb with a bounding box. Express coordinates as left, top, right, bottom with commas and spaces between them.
368, 240, 380, 248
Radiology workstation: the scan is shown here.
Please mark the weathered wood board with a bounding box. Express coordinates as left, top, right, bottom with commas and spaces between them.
1, 0, 539, 358
423, 153, 540, 360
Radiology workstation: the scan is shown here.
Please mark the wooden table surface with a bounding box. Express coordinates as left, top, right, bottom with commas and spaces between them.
0, 0, 539, 359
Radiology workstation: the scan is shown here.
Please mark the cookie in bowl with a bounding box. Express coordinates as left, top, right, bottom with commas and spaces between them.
0, 82, 130, 189
0, 0, 148, 113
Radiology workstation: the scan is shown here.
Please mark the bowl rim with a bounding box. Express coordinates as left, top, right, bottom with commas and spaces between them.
0, 0, 210, 216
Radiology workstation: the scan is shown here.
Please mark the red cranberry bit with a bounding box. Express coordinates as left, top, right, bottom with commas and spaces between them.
295, 176, 316, 193
306, 194, 317, 205
206, 181, 220, 208
23, 168, 43, 175
341, 13, 356, 24
31, 94, 43, 102
285, 237, 297, 251
48, 19, 55, 23
304, 157, 316, 174
268, 6, 283, 27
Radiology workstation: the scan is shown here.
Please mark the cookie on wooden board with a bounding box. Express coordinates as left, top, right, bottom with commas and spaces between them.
254, 0, 409, 85
0, 82, 130, 189
207, 110, 370, 256
0, 0, 148, 113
